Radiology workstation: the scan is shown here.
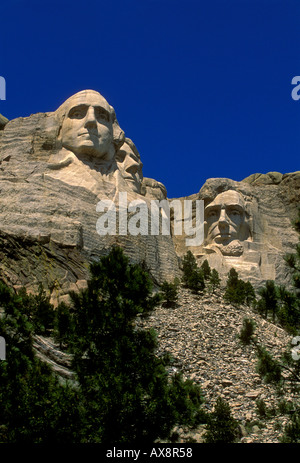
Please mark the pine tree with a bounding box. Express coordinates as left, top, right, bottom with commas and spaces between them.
244, 281, 256, 307
224, 268, 246, 305
181, 251, 206, 294
257, 280, 278, 321
209, 268, 221, 294
160, 280, 179, 308
67, 246, 205, 443
53, 301, 74, 349
181, 250, 198, 287
201, 259, 211, 280
17, 283, 55, 335
0, 282, 82, 442
188, 268, 205, 294
203, 396, 240, 443
238, 318, 256, 345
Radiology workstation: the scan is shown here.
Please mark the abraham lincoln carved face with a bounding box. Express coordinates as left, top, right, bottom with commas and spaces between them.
204, 190, 251, 249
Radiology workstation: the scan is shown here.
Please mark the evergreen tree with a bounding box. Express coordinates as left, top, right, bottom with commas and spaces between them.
0, 248, 207, 444
181, 250, 198, 287
277, 286, 300, 334
0, 282, 82, 442
244, 281, 256, 307
67, 246, 205, 443
203, 396, 240, 443
201, 259, 211, 280
181, 251, 206, 294
224, 268, 247, 305
160, 280, 179, 308
17, 283, 55, 335
257, 280, 278, 322
53, 301, 74, 349
187, 268, 206, 294
238, 318, 256, 345
209, 268, 221, 294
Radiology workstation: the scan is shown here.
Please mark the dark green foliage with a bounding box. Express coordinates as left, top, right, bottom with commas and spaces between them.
57, 246, 205, 443
224, 268, 255, 306
281, 415, 300, 443
277, 286, 300, 334
238, 318, 256, 345
256, 280, 300, 331
181, 250, 198, 286
257, 280, 278, 322
0, 247, 207, 443
0, 283, 82, 443
181, 251, 206, 294
16, 284, 55, 335
200, 259, 211, 280
255, 398, 268, 418
209, 268, 221, 293
160, 280, 179, 308
224, 268, 242, 304
53, 302, 74, 349
187, 268, 205, 294
244, 281, 257, 307
256, 345, 282, 384
203, 396, 240, 443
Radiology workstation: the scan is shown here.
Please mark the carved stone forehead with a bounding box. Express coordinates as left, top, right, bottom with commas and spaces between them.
57, 90, 112, 116
206, 190, 245, 208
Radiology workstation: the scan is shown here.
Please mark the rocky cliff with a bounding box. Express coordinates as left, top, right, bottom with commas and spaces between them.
0, 91, 299, 303
172, 172, 300, 290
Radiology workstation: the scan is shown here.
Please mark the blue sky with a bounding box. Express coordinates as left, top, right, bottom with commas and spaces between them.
1, 0, 299, 198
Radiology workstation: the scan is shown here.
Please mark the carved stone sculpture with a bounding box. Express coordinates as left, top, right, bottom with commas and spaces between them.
204, 190, 252, 256
171, 175, 300, 289
0, 89, 299, 295
115, 137, 143, 194
0, 90, 179, 303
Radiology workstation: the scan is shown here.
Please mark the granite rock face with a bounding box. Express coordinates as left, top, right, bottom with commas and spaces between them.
0, 114, 8, 130
0, 91, 299, 301
172, 172, 300, 289
0, 91, 180, 304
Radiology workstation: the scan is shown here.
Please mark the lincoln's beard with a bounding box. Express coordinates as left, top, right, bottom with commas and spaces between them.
216, 239, 244, 256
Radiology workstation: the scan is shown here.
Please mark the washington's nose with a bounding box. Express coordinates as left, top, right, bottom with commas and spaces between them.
84, 107, 97, 127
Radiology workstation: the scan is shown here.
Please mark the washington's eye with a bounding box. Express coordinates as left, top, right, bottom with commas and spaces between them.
95, 108, 110, 122
68, 106, 86, 119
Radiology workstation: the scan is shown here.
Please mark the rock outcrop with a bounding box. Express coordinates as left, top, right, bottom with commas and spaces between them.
172, 172, 300, 290
0, 91, 180, 304
137, 287, 295, 443
0, 90, 299, 302
0, 92, 299, 444
0, 114, 8, 130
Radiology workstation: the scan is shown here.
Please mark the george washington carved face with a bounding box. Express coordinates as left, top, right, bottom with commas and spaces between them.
59, 90, 114, 160
54, 89, 126, 163
204, 190, 251, 247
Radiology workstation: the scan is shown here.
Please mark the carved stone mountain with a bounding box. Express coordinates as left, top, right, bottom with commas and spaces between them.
172, 172, 300, 289
0, 90, 180, 304
0, 90, 299, 302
